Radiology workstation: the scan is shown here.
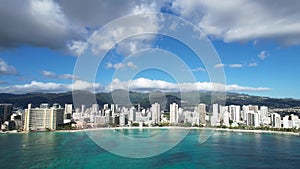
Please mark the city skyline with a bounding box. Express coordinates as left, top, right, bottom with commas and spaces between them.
0, 1, 300, 99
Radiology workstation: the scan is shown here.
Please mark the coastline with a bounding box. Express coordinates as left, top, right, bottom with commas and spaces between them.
2, 127, 299, 136
211, 128, 300, 136
54, 126, 300, 136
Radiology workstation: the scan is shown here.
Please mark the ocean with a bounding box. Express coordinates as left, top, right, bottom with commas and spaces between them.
0, 129, 299, 169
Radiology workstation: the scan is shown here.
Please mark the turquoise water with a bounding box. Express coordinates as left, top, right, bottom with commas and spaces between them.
0, 129, 300, 169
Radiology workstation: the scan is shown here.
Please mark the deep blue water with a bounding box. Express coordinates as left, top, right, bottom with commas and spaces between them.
0, 129, 299, 169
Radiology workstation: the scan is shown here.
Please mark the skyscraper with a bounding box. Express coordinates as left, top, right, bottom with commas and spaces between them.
170, 103, 178, 124
0, 103, 13, 124
81, 105, 85, 113
92, 104, 99, 114
151, 103, 161, 124
271, 113, 281, 128
211, 104, 219, 126
129, 107, 136, 122
260, 106, 268, 124
198, 103, 206, 126
64, 104, 73, 114
23, 104, 64, 131
229, 105, 240, 122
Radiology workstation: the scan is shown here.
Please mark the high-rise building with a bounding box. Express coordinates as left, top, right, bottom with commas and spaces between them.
282, 115, 291, 128
271, 113, 281, 128
229, 105, 240, 122
242, 105, 249, 122
0, 103, 13, 124
246, 112, 255, 126
64, 104, 73, 114
103, 104, 109, 110
249, 105, 259, 113
198, 103, 206, 125
151, 103, 161, 124
170, 103, 178, 124
129, 107, 136, 122
81, 105, 85, 113
23, 104, 64, 131
111, 104, 118, 115
223, 111, 230, 127
40, 103, 50, 109
92, 104, 99, 114
246, 111, 260, 127
219, 105, 229, 126
119, 113, 125, 126
260, 106, 268, 124
211, 104, 219, 126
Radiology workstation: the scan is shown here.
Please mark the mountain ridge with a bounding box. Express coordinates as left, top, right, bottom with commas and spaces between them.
0, 91, 299, 109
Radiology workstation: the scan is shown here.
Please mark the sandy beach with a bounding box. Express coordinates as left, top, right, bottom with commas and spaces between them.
53, 126, 300, 136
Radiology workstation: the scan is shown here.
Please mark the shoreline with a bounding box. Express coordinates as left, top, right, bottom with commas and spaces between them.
2, 127, 300, 136
55, 126, 300, 136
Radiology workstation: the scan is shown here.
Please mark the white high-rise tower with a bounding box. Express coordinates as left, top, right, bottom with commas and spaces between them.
170, 103, 178, 124
151, 103, 161, 124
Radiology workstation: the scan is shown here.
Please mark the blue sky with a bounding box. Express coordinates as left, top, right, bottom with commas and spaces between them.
0, 0, 300, 98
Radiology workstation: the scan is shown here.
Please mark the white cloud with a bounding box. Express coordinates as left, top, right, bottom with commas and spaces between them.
106, 61, 138, 70
107, 78, 271, 92
229, 64, 243, 68
0, 0, 75, 50
0, 78, 271, 94
215, 63, 245, 68
192, 67, 206, 72
258, 50, 269, 60
42, 70, 56, 78
60, 74, 79, 80
71, 80, 101, 91
42, 70, 78, 80
67, 40, 88, 56
214, 63, 225, 68
0, 80, 102, 94
0, 0, 157, 54
1, 0, 300, 52
249, 62, 258, 67
113, 63, 126, 70
172, 0, 300, 46
0, 81, 66, 94
127, 61, 138, 69
106, 63, 113, 69
89, 3, 160, 56
0, 59, 17, 75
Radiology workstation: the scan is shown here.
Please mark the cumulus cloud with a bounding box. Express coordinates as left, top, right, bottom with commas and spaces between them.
107, 78, 271, 92
42, 70, 56, 78
42, 70, 78, 80
127, 61, 138, 69
0, 0, 75, 51
106, 61, 138, 70
192, 67, 206, 72
0, 77, 271, 94
258, 50, 269, 60
214, 63, 225, 68
229, 64, 243, 68
0, 0, 156, 55
89, 8, 160, 56
0, 80, 102, 94
67, 40, 88, 56
0, 58, 17, 75
248, 62, 258, 67
172, 0, 300, 46
1, 0, 299, 55
113, 63, 126, 70
215, 63, 245, 68
71, 80, 101, 91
